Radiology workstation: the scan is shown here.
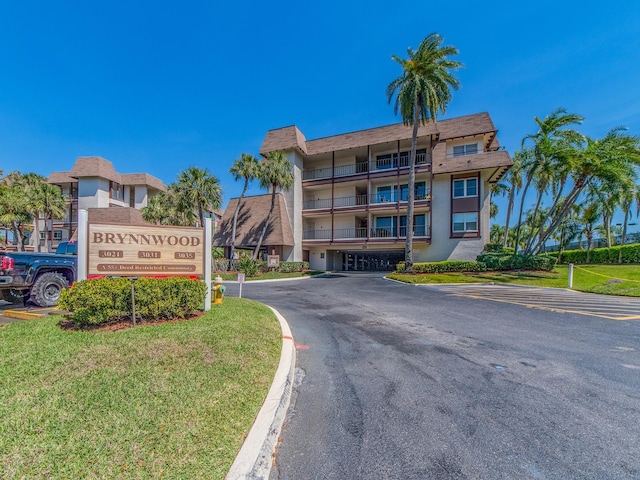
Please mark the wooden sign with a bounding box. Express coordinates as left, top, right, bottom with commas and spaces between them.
267, 255, 280, 268
87, 223, 205, 277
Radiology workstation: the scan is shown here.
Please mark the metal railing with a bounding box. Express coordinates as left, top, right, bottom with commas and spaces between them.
302, 225, 429, 240
302, 153, 431, 181
303, 192, 430, 210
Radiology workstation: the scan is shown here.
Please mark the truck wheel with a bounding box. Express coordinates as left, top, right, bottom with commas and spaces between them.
0, 289, 30, 305
30, 272, 69, 307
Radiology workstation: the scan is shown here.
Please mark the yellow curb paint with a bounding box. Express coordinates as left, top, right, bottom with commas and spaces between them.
2, 310, 46, 320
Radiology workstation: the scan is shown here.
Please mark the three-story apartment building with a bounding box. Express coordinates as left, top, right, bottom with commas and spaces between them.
258, 112, 512, 271
43, 156, 166, 249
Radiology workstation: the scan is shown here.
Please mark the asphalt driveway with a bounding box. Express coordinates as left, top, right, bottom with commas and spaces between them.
228, 273, 640, 480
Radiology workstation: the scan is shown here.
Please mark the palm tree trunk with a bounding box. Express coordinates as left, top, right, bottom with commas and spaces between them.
513, 171, 535, 254
33, 213, 41, 252
229, 179, 249, 262
531, 180, 586, 254
253, 187, 277, 260
404, 102, 420, 272
523, 188, 545, 254
502, 189, 515, 248
620, 208, 629, 263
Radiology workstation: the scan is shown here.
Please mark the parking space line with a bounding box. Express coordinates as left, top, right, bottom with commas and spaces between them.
427, 284, 640, 321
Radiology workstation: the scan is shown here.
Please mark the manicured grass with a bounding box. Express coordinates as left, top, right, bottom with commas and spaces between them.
388, 264, 640, 296
0, 297, 281, 480
219, 270, 326, 282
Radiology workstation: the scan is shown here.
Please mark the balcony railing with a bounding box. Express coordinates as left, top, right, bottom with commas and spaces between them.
303, 192, 430, 210
302, 152, 430, 181
302, 225, 428, 240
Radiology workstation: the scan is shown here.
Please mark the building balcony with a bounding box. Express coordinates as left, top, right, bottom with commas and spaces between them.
302, 152, 431, 181
303, 225, 429, 241
303, 193, 431, 211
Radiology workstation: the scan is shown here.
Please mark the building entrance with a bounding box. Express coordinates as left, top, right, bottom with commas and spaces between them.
339, 250, 404, 271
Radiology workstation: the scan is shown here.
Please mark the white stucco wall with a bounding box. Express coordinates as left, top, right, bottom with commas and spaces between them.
77, 178, 109, 209
283, 150, 303, 262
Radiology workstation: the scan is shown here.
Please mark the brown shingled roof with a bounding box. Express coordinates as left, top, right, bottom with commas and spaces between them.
260, 112, 499, 156
121, 173, 167, 192
48, 156, 166, 191
48, 171, 76, 184
432, 151, 512, 175
69, 156, 121, 183
260, 126, 308, 155
213, 194, 294, 248
87, 207, 150, 225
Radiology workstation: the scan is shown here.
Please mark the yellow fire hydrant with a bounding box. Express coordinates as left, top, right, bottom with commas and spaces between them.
213, 275, 226, 304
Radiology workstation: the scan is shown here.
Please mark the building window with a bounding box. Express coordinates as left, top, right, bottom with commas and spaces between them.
40, 230, 63, 241
453, 178, 478, 198
400, 182, 427, 201
453, 144, 478, 157
110, 181, 124, 201
400, 215, 427, 236
452, 213, 478, 233
129, 187, 135, 207
374, 216, 397, 237
377, 185, 396, 202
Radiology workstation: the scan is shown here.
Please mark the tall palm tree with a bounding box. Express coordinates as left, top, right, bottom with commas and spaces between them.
174, 166, 222, 227
514, 108, 584, 254
229, 153, 260, 261
252, 151, 293, 260
386, 32, 462, 271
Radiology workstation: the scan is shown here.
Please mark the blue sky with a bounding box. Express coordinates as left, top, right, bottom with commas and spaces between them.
1, 1, 639, 225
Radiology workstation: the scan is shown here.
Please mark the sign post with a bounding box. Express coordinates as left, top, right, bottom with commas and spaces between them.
237, 272, 245, 298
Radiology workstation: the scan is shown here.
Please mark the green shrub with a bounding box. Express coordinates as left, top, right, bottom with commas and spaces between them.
558, 243, 640, 264
476, 253, 557, 271
238, 256, 264, 277
59, 277, 207, 328
59, 277, 131, 327
396, 260, 487, 274
484, 243, 504, 253
277, 261, 309, 273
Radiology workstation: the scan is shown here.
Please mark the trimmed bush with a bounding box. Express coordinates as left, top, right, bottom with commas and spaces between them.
476, 253, 557, 271
59, 277, 207, 328
277, 261, 309, 273
396, 260, 488, 274
238, 256, 264, 277
558, 243, 640, 264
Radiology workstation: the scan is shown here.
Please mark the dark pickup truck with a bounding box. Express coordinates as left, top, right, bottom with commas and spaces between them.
0, 251, 76, 307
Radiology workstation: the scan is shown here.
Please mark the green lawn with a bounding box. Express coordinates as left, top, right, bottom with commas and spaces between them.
388, 264, 640, 296
0, 297, 281, 480
219, 270, 326, 282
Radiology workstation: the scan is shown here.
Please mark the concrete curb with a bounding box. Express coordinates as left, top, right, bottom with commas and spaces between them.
2, 309, 46, 320
225, 305, 296, 480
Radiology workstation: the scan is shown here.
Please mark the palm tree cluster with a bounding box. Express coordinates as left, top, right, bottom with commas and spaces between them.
142, 166, 222, 228
227, 151, 294, 260
493, 108, 640, 258
0, 171, 67, 251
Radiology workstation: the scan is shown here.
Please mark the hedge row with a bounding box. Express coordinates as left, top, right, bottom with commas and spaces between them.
59, 277, 207, 328
556, 244, 640, 264
396, 260, 487, 274
396, 253, 556, 274
477, 253, 557, 271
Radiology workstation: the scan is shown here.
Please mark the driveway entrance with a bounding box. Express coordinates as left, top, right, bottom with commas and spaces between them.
332, 249, 403, 271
